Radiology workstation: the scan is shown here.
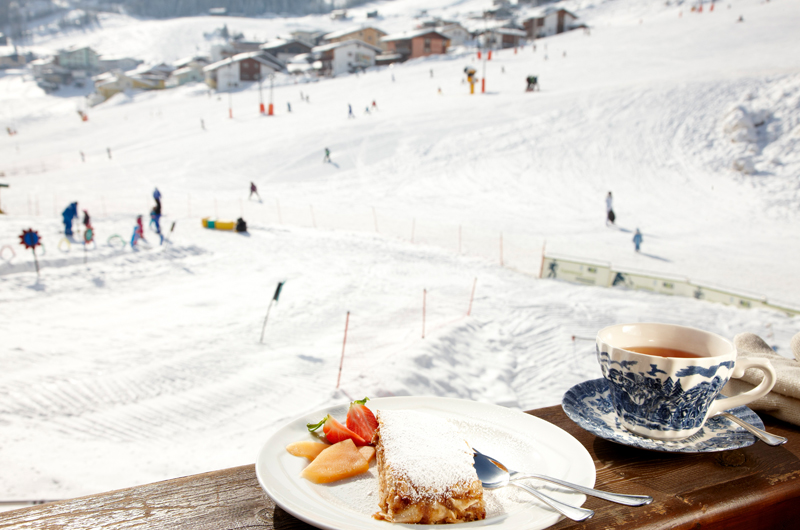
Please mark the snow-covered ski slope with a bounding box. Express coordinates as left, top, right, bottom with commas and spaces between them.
1, 0, 799, 502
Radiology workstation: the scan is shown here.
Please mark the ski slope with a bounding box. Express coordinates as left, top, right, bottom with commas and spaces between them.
1, 0, 799, 504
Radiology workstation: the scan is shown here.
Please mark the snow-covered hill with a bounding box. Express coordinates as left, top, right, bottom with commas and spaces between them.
1, 0, 799, 504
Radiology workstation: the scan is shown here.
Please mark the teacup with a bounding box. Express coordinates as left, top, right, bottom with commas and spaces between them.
596, 323, 776, 440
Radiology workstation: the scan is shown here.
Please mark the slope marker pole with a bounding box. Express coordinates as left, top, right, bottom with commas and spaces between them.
336, 311, 350, 389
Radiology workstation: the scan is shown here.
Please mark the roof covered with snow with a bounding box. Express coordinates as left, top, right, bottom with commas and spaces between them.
323, 25, 386, 41
311, 39, 382, 54
203, 51, 285, 73
381, 28, 449, 42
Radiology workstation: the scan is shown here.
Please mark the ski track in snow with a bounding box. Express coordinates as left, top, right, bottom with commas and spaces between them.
1, 0, 799, 502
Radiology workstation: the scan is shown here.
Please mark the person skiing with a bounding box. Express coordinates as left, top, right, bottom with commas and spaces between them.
153, 187, 162, 213
62, 202, 78, 236
526, 75, 539, 92
150, 207, 161, 233
605, 191, 615, 225
82, 209, 92, 230
249, 181, 261, 200
131, 215, 146, 247
287, 102, 292, 113
323, 148, 331, 163
348, 104, 354, 119
371, 100, 377, 110
633, 229, 643, 252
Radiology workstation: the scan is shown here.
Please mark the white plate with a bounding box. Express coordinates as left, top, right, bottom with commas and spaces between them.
256, 396, 595, 530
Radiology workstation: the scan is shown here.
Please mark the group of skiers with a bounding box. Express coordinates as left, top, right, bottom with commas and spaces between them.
605, 191, 643, 253
137, 187, 164, 247
60, 188, 166, 250
61, 202, 92, 242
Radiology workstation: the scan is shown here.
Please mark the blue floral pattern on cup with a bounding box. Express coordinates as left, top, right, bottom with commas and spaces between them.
598, 349, 735, 432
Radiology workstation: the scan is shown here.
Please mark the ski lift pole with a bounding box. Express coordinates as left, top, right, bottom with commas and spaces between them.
268, 73, 274, 116
258, 74, 265, 114
482, 14, 487, 93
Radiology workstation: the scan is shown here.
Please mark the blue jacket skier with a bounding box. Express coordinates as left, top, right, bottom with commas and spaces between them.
633, 229, 643, 252
62, 202, 78, 236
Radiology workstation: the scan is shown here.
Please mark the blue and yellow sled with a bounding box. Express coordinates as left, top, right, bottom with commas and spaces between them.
202, 217, 236, 231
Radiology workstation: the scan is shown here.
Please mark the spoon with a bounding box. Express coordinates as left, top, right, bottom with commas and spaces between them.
473, 450, 594, 522
474, 448, 653, 507
715, 412, 787, 446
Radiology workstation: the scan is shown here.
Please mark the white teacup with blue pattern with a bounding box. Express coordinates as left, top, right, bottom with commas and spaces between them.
596, 323, 776, 440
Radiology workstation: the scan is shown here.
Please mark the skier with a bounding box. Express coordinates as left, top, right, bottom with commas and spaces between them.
201, 119, 205, 130
348, 104, 355, 119
153, 187, 162, 213
80, 151, 85, 162
131, 215, 145, 247
430, 68, 433, 78
371, 100, 378, 110
323, 147, 331, 163
107, 147, 112, 159
525, 75, 539, 92
137, 215, 146, 241
82, 209, 92, 230
150, 206, 162, 241
287, 102, 292, 113
364, 106, 371, 115
249, 181, 261, 200
605, 191, 615, 225
62, 202, 78, 236
633, 229, 643, 252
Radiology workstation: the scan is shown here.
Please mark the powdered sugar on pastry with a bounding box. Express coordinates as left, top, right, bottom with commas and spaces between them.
378, 410, 476, 501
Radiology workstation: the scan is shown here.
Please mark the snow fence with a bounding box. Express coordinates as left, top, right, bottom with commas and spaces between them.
542, 253, 800, 317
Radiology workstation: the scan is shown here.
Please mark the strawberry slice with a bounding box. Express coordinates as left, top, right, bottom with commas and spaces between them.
346, 397, 378, 444
307, 414, 367, 446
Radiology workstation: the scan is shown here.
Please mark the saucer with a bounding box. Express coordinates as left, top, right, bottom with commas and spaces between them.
562, 378, 764, 453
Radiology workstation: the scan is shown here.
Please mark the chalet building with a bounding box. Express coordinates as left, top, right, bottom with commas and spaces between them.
0, 50, 26, 69
260, 39, 313, 63
523, 8, 580, 38
291, 30, 326, 46
203, 51, 285, 90
480, 27, 526, 49
57, 46, 99, 71
381, 29, 449, 62
166, 56, 209, 87
127, 63, 175, 89
211, 39, 264, 62
439, 23, 472, 47
311, 39, 381, 77
323, 26, 387, 50
94, 71, 160, 101
166, 66, 203, 87
98, 56, 143, 73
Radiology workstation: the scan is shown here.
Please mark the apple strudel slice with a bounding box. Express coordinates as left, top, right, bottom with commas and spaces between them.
372, 409, 486, 524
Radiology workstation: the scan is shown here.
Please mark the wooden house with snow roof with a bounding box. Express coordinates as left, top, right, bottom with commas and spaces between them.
203, 52, 285, 90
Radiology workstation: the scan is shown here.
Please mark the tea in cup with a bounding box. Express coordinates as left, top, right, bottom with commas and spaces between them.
596, 323, 776, 440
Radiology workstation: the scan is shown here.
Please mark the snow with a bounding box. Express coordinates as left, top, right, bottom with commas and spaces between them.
1, 0, 800, 507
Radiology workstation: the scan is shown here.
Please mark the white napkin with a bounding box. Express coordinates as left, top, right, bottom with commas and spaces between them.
721, 332, 800, 426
